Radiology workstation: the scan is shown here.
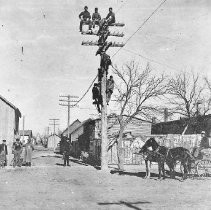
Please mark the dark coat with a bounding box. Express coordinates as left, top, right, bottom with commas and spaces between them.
200, 136, 209, 148
106, 12, 115, 23
12, 142, 23, 152
79, 11, 91, 20
92, 12, 101, 21
61, 140, 73, 155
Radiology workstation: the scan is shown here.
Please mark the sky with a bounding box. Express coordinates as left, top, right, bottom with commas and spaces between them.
0, 0, 211, 134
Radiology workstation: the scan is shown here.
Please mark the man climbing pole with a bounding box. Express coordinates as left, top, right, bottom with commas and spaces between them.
79, 6, 92, 32
92, 83, 101, 113
106, 75, 114, 105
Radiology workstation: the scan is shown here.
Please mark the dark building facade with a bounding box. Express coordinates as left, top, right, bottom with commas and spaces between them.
152, 114, 211, 136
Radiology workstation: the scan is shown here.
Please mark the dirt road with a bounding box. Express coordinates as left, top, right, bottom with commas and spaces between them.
0, 148, 210, 210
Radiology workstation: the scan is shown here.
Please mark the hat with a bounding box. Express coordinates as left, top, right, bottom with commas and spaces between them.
201, 131, 205, 134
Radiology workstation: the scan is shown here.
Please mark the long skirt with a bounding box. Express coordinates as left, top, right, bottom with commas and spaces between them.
24, 147, 33, 162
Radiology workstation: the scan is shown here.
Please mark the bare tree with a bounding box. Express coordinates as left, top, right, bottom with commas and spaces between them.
112, 61, 168, 170
202, 77, 211, 115
167, 71, 206, 118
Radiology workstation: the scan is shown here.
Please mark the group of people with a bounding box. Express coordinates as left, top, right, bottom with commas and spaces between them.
0, 138, 34, 168
79, 6, 115, 32
92, 75, 114, 113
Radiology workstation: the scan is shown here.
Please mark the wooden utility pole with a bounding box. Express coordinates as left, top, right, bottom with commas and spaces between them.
49, 119, 59, 134
59, 95, 79, 140
81, 19, 125, 170
101, 67, 108, 170
22, 115, 25, 142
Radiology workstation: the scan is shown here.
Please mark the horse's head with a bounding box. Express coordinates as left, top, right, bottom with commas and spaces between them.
140, 137, 159, 153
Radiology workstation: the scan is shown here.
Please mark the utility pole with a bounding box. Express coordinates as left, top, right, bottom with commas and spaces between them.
22, 115, 25, 142
49, 119, 59, 134
81, 18, 125, 170
59, 95, 79, 141
47, 126, 50, 136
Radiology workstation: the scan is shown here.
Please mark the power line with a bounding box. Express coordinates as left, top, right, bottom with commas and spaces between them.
122, 48, 180, 71
112, 0, 168, 58
116, 0, 127, 14
74, 74, 98, 106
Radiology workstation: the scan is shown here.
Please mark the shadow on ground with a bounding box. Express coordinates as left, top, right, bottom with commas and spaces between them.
110, 169, 184, 181
33, 155, 62, 160
110, 170, 159, 179
98, 200, 151, 210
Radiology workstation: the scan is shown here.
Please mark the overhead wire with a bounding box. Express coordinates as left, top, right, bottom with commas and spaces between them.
112, 0, 168, 58
122, 48, 180, 71
74, 0, 167, 106
74, 74, 98, 106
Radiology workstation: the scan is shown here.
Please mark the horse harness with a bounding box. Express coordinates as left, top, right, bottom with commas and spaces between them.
154, 146, 173, 160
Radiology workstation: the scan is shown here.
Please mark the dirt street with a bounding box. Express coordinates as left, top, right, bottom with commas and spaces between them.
0, 147, 211, 210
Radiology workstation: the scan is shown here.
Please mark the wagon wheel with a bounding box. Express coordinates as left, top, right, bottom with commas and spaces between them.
180, 161, 197, 178
196, 161, 206, 177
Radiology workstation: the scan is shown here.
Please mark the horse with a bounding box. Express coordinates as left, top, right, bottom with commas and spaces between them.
139, 138, 194, 180
139, 138, 168, 179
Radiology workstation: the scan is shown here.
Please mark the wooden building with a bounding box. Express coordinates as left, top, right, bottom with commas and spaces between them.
152, 114, 211, 136
78, 114, 152, 164
0, 95, 21, 163
69, 119, 92, 157
62, 119, 81, 139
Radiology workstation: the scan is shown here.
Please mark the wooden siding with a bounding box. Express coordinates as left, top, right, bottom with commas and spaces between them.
62, 120, 81, 137
94, 117, 151, 139
87, 117, 151, 165
0, 100, 17, 163
71, 126, 83, 142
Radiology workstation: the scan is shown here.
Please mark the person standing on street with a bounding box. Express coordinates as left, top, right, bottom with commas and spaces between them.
12, 138, 23, 167
61, 137, 72, 166
0, 140, 8, 166
24, 138, 34, 167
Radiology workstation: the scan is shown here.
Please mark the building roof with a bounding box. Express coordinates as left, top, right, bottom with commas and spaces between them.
19, 130, 33, 136
70, 118, 93, 134
62, 119, 81, 135
47, 134, 61, 139
0, 94, 21, 117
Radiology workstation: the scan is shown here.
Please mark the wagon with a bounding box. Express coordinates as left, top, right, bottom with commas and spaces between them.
189, 148, 211, 178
